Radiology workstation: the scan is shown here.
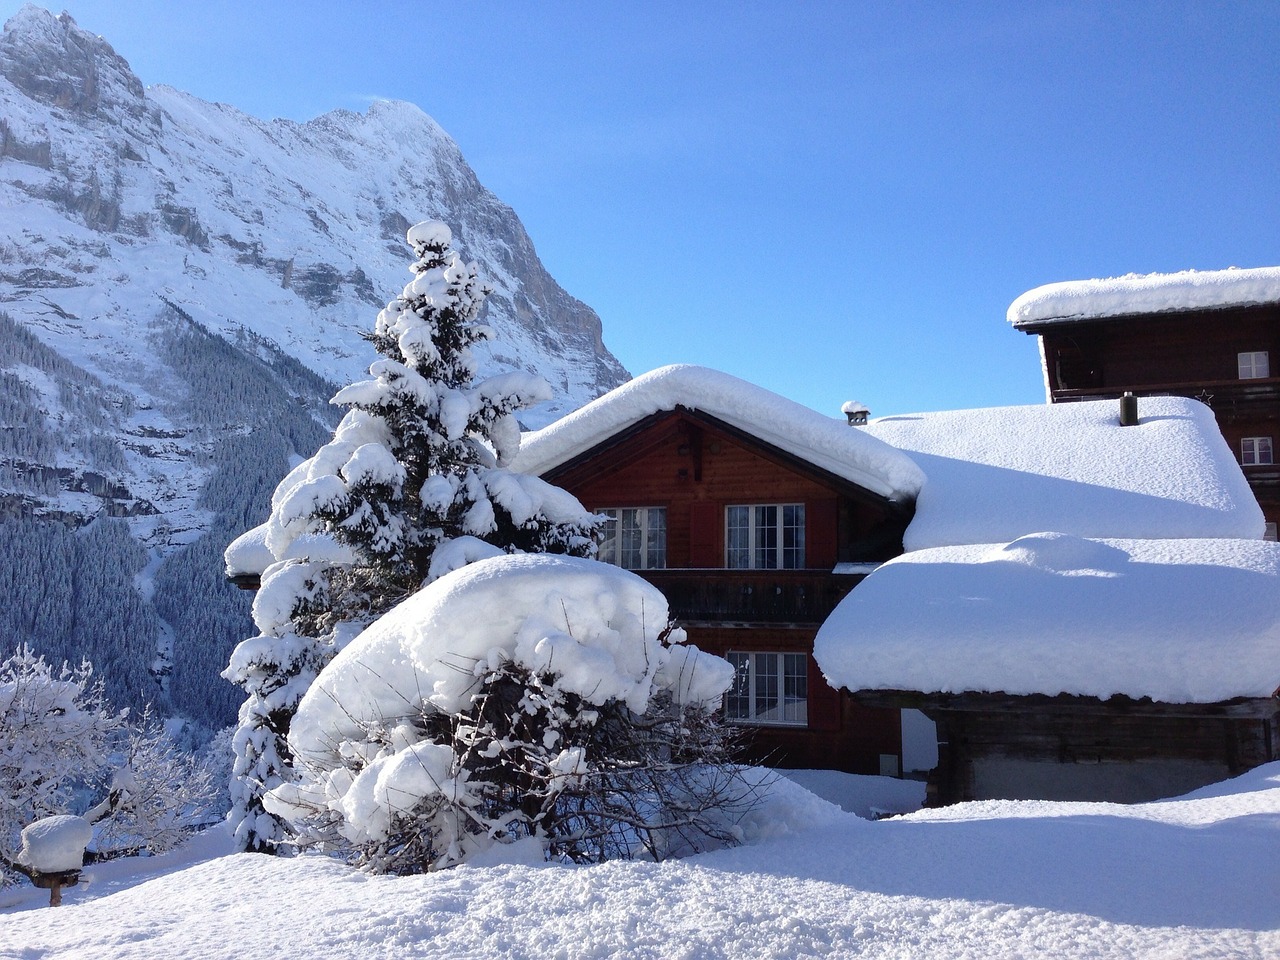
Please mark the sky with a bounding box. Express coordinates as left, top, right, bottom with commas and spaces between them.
2, 1, 1277, 418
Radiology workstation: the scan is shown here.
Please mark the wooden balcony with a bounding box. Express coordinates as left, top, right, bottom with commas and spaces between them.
637, 568, 862, 625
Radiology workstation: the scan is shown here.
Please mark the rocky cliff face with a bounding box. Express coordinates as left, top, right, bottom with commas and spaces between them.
0, 6, 628, 730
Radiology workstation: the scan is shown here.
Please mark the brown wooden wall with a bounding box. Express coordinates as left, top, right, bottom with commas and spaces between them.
1037, 307, 1280, 392
685, 624, 902, 774
543, 409, 909, 775
925, 700, 1278, 805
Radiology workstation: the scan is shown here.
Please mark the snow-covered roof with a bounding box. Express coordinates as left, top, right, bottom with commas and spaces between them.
863, 395, 1264, 550
815, 534, 1280, 703
512, 365, 925, 503
1008, 265, 1280, 327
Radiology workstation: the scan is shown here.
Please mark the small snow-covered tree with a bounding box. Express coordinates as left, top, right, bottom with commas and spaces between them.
0, 646, 122, 871
88, 709, 220, 860
266, 555, 757, 873
225, 221, 600, 852
1, 647, 222, 884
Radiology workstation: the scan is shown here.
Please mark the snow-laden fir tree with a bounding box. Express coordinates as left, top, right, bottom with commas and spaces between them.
224, 221, 600, 853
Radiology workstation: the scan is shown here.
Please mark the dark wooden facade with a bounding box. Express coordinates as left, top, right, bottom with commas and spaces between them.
858, 689, 1280, 805
541, 407, 910, 775
1017, 303, 1280, 531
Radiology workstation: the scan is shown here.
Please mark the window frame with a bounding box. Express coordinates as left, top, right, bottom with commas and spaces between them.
1238, 351, 1270, 379
724, 503, 806, 569
596, 506, 667, 570
1241, 436, 1274, 466
724, 650, 809, 727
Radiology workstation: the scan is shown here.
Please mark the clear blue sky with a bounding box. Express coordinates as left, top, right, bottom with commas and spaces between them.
5, 1, 1277, 417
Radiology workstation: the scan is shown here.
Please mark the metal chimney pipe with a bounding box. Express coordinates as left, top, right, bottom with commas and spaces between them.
1119, 392, 1138, 427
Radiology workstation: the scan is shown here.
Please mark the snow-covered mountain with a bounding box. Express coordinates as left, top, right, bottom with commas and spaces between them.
0, 5, 627, 730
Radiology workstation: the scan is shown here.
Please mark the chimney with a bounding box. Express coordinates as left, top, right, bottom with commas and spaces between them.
842, 400, 869, 426
1119, 392, 1138, 427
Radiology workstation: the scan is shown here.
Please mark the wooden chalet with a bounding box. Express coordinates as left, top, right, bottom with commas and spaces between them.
1008, 266, 1280, 537
512, 365, 926, 775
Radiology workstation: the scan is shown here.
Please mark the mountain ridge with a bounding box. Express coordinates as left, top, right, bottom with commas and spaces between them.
0, 5, 627, 730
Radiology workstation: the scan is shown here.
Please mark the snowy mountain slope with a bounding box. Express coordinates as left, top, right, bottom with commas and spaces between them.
0, 6, 627, 729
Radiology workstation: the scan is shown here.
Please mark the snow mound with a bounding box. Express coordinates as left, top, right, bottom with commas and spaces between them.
987, 532, 1131, 575
406, 219, 452, 250
1008, 265, 1280, 326
815, 536, 1280, 702
223, 524, 273, 578
514, 365, 925, 503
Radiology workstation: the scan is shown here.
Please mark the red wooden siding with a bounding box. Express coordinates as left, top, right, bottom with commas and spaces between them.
547, 410, 904, 569
688, 501, 720, 568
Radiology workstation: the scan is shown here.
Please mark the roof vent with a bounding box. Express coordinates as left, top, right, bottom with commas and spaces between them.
842, 400, 869, 426
1119, 391, 1139, 427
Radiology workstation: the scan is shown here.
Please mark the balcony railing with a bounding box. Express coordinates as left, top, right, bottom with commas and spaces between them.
636, 569, 860, 625
1052, 377, 1280, 408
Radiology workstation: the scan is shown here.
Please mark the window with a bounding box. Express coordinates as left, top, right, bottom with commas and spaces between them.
597, 507, 666, 569
725, 651, 808, 726
1238, 351, 1270, 379
725, 504, 805, 569
1241, 437, 1274, 466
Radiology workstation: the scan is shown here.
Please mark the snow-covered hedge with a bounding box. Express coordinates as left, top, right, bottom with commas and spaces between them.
269, 554, 743, 869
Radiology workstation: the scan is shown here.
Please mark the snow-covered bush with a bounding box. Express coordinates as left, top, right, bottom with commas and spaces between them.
1, 647, 221, 883
266, 555, 755, 872
225, 221, 600, 852
0, 646, 122, 870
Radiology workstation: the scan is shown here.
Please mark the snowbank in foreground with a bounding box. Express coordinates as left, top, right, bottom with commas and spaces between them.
815, 534, 1280, 701
5, 764, 1278, 959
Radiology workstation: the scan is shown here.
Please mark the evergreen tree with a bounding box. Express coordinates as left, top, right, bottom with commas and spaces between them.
224, 221, 599, 853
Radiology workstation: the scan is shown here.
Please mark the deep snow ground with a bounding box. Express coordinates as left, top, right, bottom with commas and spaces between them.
2, 766, 1277, 960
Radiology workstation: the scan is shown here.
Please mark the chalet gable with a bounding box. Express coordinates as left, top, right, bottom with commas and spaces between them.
539, 406, 908, 514
512, 365, 925, 505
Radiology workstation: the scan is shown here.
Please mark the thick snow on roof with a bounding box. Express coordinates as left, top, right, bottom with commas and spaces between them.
513, 365, 925, 503
863, 395, 1264, 550
815, 534, 1280, 703
1008, 265, 1280, 327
